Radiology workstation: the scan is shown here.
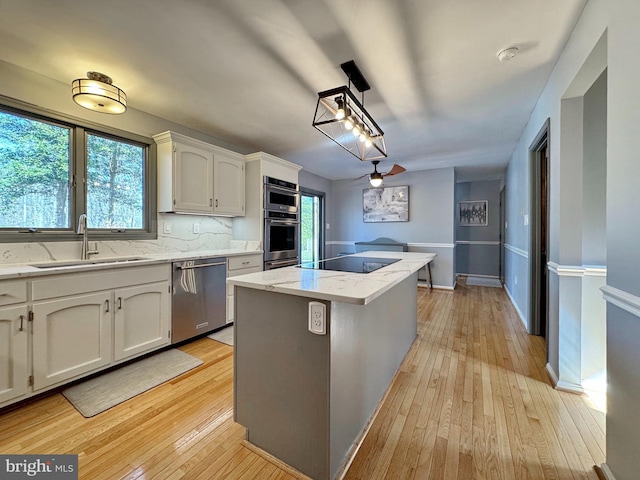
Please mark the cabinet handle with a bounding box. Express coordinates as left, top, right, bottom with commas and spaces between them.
118, 297, 122, 310
105, 299, 110, 313
19, 315, 24, 332
215, 199, 218, 208
242, 261, 250, 265
210, 199, 213, 207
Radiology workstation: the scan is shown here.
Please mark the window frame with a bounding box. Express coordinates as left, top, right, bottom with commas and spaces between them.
0, 96, 157, 243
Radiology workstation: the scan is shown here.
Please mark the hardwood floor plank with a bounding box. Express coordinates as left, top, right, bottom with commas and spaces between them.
0, 283, 605, 480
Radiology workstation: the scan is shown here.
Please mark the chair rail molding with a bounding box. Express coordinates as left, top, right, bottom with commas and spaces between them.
548, 262, 607, 277
601, 284, 640, 319
504, 243, 528, 258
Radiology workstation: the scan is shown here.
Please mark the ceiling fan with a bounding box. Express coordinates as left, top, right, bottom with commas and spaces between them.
353, 160, 406, 187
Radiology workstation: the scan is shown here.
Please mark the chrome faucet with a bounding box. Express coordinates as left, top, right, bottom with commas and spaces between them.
77, 214, 99, 260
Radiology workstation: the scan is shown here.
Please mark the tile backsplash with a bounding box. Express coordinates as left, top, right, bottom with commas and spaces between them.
1, 214, 259, 264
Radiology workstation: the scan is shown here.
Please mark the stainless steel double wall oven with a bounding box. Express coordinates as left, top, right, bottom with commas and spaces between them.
263, 176, 300, 270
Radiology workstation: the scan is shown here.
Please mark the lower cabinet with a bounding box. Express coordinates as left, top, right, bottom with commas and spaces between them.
32, 292, 112, 391
114, 282, 170, 362
226, 254, 263, 323
0, 264, 172, 409
0, 305, 29, 404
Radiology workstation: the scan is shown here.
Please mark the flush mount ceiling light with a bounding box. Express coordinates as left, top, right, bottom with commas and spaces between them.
497, 47, 519, 62
71, 71, 127, 114
313, 60, 387, 162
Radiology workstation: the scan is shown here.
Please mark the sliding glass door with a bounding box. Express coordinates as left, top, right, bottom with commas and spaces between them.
299, 189, 324, 263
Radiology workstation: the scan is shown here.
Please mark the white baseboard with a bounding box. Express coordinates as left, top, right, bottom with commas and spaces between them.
504, 285, 527, 329
418, 282, 455, 290
545, 363, 585, 394
600, 464, 617, 480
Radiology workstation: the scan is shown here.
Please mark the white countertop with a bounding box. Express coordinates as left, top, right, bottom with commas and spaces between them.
0, 249, 263, 280
227, 251, 436, 305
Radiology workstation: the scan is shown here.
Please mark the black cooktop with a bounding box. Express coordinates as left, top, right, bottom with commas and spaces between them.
297, 256, 400, 274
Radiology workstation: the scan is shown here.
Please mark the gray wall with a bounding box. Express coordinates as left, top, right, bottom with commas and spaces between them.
455, 179, 502, 277
582, 70, 607, 265
505, 0, 640, 478
328, 168, 456, 288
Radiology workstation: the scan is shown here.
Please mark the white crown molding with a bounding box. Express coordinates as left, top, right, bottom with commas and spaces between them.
601, 285, 640, 319
504, 243, 528, 258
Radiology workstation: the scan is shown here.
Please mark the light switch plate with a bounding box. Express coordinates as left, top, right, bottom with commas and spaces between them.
163, 222, 172, 234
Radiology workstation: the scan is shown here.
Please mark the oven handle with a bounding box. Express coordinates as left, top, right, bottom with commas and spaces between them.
265, 184, 299, 195
265, 218, 300, 225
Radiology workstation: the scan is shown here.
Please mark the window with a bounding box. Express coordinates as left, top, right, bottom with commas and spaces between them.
0, 100, 156, 241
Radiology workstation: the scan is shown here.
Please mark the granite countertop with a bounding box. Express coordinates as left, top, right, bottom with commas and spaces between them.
0, 249, 263, 280
226, 251, 436, 305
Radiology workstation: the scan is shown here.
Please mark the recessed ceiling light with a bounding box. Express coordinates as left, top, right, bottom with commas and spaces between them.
497, 47, 519, 62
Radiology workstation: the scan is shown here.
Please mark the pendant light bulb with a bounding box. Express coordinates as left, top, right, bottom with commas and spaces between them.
335, 97, 346, 120
344, 117, 354, 130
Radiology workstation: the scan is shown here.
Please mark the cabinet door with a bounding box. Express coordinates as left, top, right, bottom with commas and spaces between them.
0, 306, 29, 404
174, 142, 214, 213
213, 154, 245, 216
32, 292, 112, 390
114, 282, 170, 362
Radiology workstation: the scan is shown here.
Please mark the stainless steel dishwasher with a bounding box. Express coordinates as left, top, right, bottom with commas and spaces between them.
171, 257, 227, 344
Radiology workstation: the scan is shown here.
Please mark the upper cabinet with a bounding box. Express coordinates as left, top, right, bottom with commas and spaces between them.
154, 131, 245, 216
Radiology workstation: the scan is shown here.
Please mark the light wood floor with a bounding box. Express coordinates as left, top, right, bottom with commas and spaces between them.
0, 282, 605, 479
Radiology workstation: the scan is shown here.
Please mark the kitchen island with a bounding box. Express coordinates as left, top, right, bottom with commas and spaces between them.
228, 251, 435, 480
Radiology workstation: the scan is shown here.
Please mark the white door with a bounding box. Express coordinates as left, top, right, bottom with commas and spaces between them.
0, 305, 29, 404
32, 292, 112, 390
114, 282, 170, 362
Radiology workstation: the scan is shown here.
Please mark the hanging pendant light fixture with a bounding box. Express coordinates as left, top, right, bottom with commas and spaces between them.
71, 71, 127, 114
313, 60, 386, 162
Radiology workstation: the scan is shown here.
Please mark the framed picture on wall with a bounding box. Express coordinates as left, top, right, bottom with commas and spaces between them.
363, 185, 409, 222
459, 200, 488, 226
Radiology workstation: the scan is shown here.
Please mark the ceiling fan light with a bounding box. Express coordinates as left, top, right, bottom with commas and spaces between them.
369, 172, 383, 187
71, 71, 127, 114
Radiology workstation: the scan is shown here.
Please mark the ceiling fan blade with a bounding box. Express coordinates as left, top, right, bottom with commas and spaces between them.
383, 164, 406, 176
351, 173, 370, 182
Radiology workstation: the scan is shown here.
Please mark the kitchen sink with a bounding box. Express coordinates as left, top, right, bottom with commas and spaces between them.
30, 256, 149, 269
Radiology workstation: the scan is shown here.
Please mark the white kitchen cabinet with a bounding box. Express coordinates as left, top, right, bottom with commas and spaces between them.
226, 254, 263, 323
154, 131, 245, 216
32, 291, 112, 390
0, 305, 29, 404
114, 282, 170, 361
213, 153, 245, 216
172, 142, 215, 213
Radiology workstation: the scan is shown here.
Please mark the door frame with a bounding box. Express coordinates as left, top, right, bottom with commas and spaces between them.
299, 187, 326, 262
529, 118, 550, 341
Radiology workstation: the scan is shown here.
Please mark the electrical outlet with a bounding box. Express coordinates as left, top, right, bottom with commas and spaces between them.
163, 222, 172, 234
308, 301, 326, 335
193, 222, 200, 234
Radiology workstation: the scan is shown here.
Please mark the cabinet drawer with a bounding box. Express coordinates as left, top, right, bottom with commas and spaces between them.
0, 281, 27, 306
228, 255, 262, 272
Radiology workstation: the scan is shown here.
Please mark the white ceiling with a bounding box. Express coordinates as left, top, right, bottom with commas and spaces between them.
0, 0, 586, 181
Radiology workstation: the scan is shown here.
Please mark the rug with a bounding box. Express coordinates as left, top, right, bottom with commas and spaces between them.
62, 349, 203, 417
465, 276, 503, 288
207, 325, 234, 346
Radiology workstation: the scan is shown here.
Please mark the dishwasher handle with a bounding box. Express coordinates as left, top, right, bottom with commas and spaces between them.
178, 261, 226, 270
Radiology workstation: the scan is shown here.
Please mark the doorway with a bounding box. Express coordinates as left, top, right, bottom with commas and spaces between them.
299, 188, 325, 263
530, 120, 550, 340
